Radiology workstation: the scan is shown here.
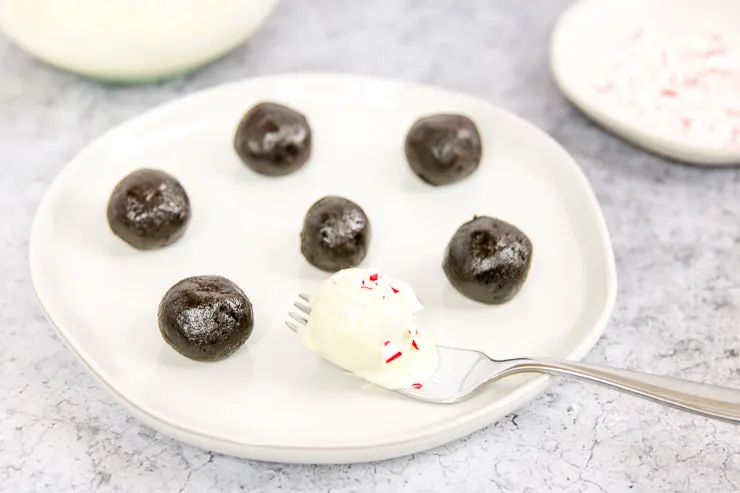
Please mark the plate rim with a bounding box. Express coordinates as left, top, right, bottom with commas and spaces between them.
28, 72, 618, 463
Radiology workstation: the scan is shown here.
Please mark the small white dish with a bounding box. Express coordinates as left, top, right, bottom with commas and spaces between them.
550, 0, 740, 165
29, 73, 617, 464
0, 0, 277, 83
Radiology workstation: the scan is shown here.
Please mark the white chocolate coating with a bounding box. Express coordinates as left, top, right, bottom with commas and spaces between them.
299, 268, 438, 390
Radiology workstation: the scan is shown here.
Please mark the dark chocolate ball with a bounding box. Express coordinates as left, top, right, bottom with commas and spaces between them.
443, 216, 532, 304
106, 169, 191, 250
300, 196, 371, 272
234, 102, 312, 176
405, 114, 482, 186
158, 276, 254, 362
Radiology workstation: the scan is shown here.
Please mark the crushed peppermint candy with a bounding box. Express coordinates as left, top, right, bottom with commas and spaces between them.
411, 383, 423, 390
594, 27, 740, 150
382, 340, 403, 363
338, 269, 428, 366
382, 329, 421, 363
408, 329, 420, 351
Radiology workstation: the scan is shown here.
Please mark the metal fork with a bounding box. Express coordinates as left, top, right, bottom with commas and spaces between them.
287, 295, 740, 423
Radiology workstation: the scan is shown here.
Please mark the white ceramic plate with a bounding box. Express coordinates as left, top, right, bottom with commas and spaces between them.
29, 73, 616, 464
550, 0, 740, 165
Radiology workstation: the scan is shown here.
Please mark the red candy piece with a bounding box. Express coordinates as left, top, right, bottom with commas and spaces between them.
411, 383, 423, 390
407, 329, 420, 350
385, 351, 402, 364
391, 287, 399, 294
369, 273, 379, 281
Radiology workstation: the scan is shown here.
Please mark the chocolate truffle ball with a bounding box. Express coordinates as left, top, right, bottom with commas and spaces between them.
158, 276, 254, 362
405, 114, 482, 186
234, 102, 312, 176
106, 168, 190, 250
443, 216, 532, 304
300, 196, 371, 272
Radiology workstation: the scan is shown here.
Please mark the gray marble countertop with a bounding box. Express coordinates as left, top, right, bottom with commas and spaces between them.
2, 1, 739, 491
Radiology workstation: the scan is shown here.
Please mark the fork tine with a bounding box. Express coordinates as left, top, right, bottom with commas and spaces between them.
294, 301, 311, 314
286, 294, 311, 333
289, 312, 308, 325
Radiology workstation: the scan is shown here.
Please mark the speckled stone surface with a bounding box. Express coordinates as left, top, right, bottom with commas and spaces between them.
1, 1, 739, 491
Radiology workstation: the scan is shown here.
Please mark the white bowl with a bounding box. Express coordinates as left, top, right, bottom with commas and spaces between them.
29, 73, 617, 463
550, 0, 740, 165
0, 0, 278, 83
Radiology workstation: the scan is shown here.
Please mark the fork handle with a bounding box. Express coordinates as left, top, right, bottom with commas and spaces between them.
503, 359, 740, 424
